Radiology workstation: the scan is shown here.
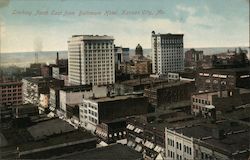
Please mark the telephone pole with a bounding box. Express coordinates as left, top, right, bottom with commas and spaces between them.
0, 24, 2, 81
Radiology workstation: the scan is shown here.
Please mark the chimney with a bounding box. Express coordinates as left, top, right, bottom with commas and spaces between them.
212, 128, 225, 140
56, 52, 59, 65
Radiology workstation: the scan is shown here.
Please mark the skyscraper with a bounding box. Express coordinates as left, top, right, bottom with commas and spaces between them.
151, 31, 184, 75
68, 35, 115, 86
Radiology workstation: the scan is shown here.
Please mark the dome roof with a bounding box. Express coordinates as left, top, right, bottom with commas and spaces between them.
135, 44, 143, 56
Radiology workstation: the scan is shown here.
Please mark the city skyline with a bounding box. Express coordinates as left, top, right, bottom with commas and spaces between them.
0, 0, 249, 53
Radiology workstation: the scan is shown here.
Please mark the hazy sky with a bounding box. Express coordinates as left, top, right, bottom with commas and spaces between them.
0, 0, 249, 53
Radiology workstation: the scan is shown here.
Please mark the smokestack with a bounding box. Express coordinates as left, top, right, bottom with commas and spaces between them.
56, 52, 59, 65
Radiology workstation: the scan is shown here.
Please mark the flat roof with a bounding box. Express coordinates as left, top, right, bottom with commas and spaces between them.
27, 118, 75, 140
19, 130, 95, 152
152, 33, 184, 37
55, 143, 142, 160
22, 77, 59, 84
70, 35, 114, 40
147, 80, 192, 90
203, 131, 249, 154
199, 67, 250, 73
88, 95, 144, 103
0, 81, 22, 86
60, 84, 92, 92
173, 120, 249, 140
193, 88, 250, 99
120, 77, 169, 87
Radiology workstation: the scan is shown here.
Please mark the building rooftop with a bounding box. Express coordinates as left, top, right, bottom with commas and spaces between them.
145, 80, 192, 90
174, 120, 248, 140
55, 143, 142, 160
128, 111, 205, 133
27, 118, 75, 140
199, 67, 250, 73
70, 35, 114, 40
60, 84, 92, 92
19, 130, 95, 152
202, 130, 249, 155
87, 95, 144, 103
193, 88, 250, 99
152, 31, 184, 37
0, 81, 22, 87
121, 77, 169, 87
22, 76, 59, 84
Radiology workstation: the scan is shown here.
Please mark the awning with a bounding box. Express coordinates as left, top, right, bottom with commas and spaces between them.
134, 128, 143, 133
154, 145, 164, 153
127, 140, 133, 147
144, 140, 155, 149
135, 137, 143, 143
135, 145, 143, 152
126, 124, 135, 130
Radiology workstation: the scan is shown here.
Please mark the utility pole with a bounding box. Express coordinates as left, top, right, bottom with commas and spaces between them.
0, 24, 2, 81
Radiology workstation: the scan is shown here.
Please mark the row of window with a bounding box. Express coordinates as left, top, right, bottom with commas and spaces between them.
89, 116, 98, 124
1, 89, 22, 93
184, 145, 192, 155
192, 98, 211, 105
84, 51, 113, 54
88, 109, 98, 117
1, 85, 22, 89
167, 139, 192, 155
192, 105, 211, 112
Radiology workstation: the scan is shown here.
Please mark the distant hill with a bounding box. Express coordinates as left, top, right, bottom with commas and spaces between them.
1, 47, 249, 67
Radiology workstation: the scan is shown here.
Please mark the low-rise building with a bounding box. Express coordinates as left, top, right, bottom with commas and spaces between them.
165, 120, 250, 160
95, 118, 127, 144
114, 77, 169, 95
79, 95, 150, 132
196, 67, 250, 92
185, 48, 204, 69
0, 117, 97, 159
191, 88, 250, 116
119, 44, 151, 75
22, 77, 64, 106
126, 111, 204, 160
55, 143, 143, 160
57, 85, 107, 118
144, 80, 195, 109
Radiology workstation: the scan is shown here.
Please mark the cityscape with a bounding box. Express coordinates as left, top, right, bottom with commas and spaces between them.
0, 0, 250, 160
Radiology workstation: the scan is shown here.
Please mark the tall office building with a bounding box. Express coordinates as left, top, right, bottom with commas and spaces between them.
151, 31, 184, 75
68, 35, 115, 86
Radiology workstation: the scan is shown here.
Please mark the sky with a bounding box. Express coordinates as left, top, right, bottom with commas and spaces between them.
0, 0, 249, 53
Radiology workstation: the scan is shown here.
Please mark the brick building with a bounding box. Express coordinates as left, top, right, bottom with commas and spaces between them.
144, 80, 195, 109
0, 80, 23, 106
79, 95, 151, 132
126, 111, 203, 160
95, 118, 127, 144
191, 88, 250, 116
22, 77, 64, 106
196, 67, 250, 92
185, 48, 204, 69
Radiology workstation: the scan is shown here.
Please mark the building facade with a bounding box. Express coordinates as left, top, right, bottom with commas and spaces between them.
22, 77, 64, 106
79, 95, 150, 132
114, 46, 130, 69
165, 121, 250, 160
165, 128, 194, 160
185, 48, 204, 69
191, 88, 250, 115
196, 67, 250, 92
68, 35, 115, 86
0, 81, 23, 106
151, 31, 184, 75
144, 80, 195, 109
